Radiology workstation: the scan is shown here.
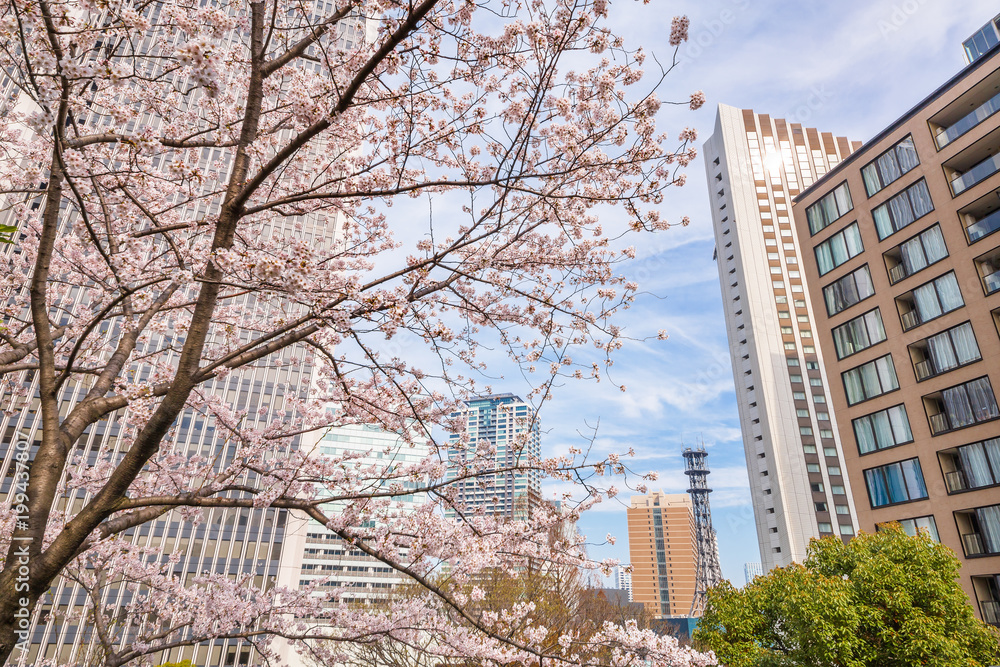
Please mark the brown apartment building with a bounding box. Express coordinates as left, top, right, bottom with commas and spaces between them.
793, 18, 1000, 624
626, 492, 697, 618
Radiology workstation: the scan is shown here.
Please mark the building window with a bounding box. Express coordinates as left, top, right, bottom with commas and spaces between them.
818, 522, 833, 533
884, 223, 949, 285
940, 437, 1000, 493
864, 458, 928, 508
955, 504, 1000, 557
972, 575, 1000, 626
823, 264, 875, 316
871, 179, 933, 240
811, 483, 824, 493
861, 135, 920, 196
832, 484, 845, 495
896, 271, 964, 331
853, 404, 913, 454
964, 22, 1000, 63
976, 247, 1000, 295
909, 321, 981, 382
806, 181, 853, 235
832, 308, 886, 360
879, 515, 940, 541
842, 354, 899, 406
924, 376, 1000, 435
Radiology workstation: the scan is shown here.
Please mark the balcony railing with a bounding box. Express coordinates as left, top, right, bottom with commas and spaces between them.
929, 412, 950, 435
952, 153, 1000, 196
914, 358, 935, 381
963, 531, 986, 556
889, 263, 907, 284
936, 89, 1000, 149
967, 208, 1000, 242
945, 469, 968, 493
981, 599, 1000, 626
901, 308, 919, 331
984, 270, 1000, 295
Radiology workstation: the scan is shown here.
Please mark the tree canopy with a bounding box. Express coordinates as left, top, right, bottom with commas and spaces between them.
694, 525, 1000, 667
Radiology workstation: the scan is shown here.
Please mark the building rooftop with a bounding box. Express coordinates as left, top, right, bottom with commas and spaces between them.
795, 34, 1000, 203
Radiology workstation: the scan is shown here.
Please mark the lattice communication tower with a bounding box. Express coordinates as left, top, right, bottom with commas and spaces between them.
684, 446, 723, 616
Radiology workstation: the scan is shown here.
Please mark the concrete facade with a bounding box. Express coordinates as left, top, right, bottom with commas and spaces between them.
702, 106, 862, 572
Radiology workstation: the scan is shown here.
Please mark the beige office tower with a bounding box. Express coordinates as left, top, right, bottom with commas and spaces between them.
626, 493, 696, 618
702, 106, 862, 571
793, 18, 1000, 624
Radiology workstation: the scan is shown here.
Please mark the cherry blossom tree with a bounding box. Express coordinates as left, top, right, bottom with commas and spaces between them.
0, 0, 710, 662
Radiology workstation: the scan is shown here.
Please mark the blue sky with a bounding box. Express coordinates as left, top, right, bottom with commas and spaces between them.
518, 0, 1000, 585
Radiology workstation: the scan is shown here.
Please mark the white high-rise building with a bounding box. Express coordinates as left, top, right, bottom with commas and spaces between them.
614, 566, 633, 602
277, 423, 431, 667
702, 105, 861, 571
281, 423, 431, 599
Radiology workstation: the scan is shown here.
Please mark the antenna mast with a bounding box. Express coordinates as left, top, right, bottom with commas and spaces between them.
683, 445, 723, 616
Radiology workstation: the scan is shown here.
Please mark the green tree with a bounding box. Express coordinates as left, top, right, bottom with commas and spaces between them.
694, 524, 1000, 667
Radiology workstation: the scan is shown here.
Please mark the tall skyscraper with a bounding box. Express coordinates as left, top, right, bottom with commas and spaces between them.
446, 394, 541, 518
702, 106, 862, 571
0, 10, 363, 665
793, 19, 1000, 625
626, 492, 697, 619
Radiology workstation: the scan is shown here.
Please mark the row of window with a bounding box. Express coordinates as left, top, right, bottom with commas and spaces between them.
873, 509, 1000, 586
824, 263, 966, 330
849, 374, 999, 451
875, 505, 1000, 566
837, 315, 981, 381
865, 447, 1000, 513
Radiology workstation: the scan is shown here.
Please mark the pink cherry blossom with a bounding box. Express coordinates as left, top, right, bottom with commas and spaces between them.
0, 0, 709, 664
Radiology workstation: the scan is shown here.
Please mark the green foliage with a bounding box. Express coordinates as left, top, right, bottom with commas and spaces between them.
0, 224, 17, 244
694, 525, 1000, 667
157, 661, 194, 667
